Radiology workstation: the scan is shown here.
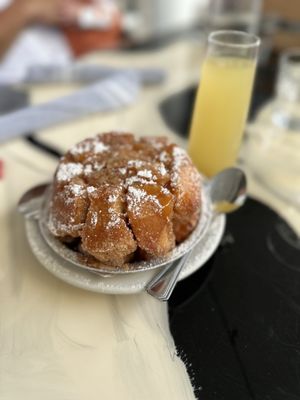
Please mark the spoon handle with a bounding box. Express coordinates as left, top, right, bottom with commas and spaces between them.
146, 252, 191, 301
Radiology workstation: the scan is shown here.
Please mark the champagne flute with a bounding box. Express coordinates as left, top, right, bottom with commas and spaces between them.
188, 30, 260, 177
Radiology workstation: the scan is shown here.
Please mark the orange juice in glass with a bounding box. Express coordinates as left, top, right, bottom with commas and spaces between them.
188, 30, 260, 177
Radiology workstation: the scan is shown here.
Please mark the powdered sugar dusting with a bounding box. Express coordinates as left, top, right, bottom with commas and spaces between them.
171, 146, 189, 187
119, 167, 127, 175
48, 214, 84, 235
161, 187, 171, 195
137, 169, 153, 179
71, 139, 109, 155
108, 194, 118, 203
63, 183, 86, 205
69, 184, 85, 196
143, 137, 165, 150
159, 151, 169, 163
84, 162, 104, 175
106, 206, 122, 229
87, 186, 96, 194
56, 163, 83, 182
157, 163, 167, 176
128, 160, 144, 168
127, 187, 147, 215
127, 186, 162, 215
126, 175, 156, 187
149, 195, 162, 208
173, 146, 188, 164
128, 186, 147, 202
91, 212, 98, 227
94, 141, 109, 153
84, 164, 93, 175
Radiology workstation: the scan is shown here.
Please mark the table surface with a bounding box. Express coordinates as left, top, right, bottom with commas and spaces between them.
0, 38, 300, 400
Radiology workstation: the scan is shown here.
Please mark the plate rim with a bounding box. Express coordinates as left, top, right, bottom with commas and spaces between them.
25, 213, 226, 294
39, 182, 213, 275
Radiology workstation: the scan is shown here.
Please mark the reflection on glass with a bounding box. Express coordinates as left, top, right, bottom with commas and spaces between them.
209, 0, 262, 34
272, 49, 300, 131
245, 48, 300, 208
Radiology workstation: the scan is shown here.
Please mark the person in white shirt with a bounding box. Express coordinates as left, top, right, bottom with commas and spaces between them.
0, 0, 81, 58
0, 0, 119, 84
0, 0, 83, 83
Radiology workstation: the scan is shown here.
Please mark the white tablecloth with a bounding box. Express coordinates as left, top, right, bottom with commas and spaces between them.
1, 38, 299, 399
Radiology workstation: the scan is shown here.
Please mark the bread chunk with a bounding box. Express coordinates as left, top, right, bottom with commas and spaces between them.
48, 132, 202, 267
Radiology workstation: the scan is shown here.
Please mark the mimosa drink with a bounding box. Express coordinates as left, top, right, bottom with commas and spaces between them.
188, 31, 260, 177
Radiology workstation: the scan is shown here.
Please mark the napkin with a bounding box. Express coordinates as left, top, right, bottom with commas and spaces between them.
0, 71, 140, 143
23, 64, 166, 86
0, 139, 196, 399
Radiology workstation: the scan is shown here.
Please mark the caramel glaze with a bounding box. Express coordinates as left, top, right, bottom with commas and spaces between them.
48, 132, 202, 267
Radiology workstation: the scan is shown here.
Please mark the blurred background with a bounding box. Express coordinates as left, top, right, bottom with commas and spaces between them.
1, 0, 300, 206
1, 0, 300, 71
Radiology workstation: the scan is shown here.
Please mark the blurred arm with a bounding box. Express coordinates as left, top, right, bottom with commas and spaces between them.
0, 0, 81, 59
0, 2, 29, 59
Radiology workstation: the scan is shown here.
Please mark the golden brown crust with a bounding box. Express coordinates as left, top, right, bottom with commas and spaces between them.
81, 186, 137, 266
48, 132, 202, 267
169, 145, 202, 242
48, 178, 88, 238
127, 183, 175, 257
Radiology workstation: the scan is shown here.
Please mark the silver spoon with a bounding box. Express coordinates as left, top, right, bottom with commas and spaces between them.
145, 167, 247, 301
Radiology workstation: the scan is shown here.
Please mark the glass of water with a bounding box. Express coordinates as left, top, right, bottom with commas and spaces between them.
272, 49, 300, 131
209, 0, 262, 34
245, 48, 300, 207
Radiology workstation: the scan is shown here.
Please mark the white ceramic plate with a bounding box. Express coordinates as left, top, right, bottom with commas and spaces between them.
25, 214, 225, 295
